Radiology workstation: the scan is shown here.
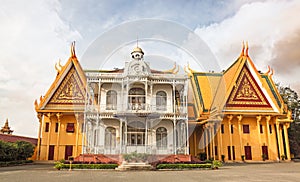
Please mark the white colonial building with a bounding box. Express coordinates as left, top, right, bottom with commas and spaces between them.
83, 46, 189, 155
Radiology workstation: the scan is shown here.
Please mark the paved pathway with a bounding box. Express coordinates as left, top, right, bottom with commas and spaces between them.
1, 162, 300, 182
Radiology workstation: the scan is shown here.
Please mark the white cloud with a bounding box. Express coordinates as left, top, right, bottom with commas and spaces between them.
0, 0, 82, 137
195, 0, 300, 92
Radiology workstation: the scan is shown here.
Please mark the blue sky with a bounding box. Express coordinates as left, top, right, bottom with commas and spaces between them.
0, 0, 299, 137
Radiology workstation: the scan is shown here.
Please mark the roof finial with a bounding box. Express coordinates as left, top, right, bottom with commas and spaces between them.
71, 41, 76, 58
245, 41, 249, 57
136, 35, 139, 48
266, 65, 271, 74
240, 41, 245, 57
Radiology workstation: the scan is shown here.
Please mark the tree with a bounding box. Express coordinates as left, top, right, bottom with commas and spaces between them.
278, 85, 300, 158
0, 140, 34, 162
15, 141, 34, 160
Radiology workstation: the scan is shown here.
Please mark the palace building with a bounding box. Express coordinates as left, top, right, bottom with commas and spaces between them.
34, 42, 293, 162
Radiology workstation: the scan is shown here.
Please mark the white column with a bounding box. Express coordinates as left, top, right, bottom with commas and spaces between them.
185, 119, 189, 155
173, 120, 177, 154
119, 119, 123, 154
145, 119, 148, 153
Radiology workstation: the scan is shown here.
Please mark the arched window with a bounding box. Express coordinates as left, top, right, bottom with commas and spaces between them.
105, 127, 116, 150
156, 91, 167, 111
156, 127, 168, 149
106, 90, 117, 110
128, 88, 145, 110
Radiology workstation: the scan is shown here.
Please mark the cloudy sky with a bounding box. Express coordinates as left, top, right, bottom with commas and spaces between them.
0, 0, 299, 137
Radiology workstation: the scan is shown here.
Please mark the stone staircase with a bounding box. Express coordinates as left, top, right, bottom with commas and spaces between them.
115, 161, 154, 171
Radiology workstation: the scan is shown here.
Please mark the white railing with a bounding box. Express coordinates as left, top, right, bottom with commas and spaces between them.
86, 104, 187, 114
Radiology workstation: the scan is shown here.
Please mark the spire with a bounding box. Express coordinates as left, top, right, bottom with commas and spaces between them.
240, 41, 245, 57
265, 65, 271, 74
1, 118, 13, 134
70, 41, 76, 58
245, 41, 249, 57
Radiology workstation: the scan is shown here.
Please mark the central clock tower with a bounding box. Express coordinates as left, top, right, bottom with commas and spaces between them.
124, 46, 151, 76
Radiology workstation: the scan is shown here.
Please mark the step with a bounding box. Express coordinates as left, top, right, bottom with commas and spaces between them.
115, 162, 154, 171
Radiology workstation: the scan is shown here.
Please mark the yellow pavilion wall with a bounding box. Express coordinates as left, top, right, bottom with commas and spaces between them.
39, 114, 83, 161
218, 116, 280, 161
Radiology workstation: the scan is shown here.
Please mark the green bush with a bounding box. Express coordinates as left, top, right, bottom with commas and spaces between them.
0, 140, 34, 161
212, 160, 223, 168
156, 163, 212, 169
0, 160, 33, 167
123, 152, 149, 162
54, 162, 118, 170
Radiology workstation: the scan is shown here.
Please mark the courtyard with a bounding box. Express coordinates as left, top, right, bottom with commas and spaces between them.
0, 162, 300, 182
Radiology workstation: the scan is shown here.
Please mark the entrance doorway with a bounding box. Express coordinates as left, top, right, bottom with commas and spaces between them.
65, 145, 73, 160
48, 145, 55, 160
244, 146, 252, 160
262, 146, 269, 160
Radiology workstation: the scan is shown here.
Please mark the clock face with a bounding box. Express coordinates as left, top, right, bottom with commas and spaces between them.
133, 64, 140, 73
131, 63, 141, 74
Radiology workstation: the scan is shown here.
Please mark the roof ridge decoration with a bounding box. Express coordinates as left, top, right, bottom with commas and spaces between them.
71, 41, 76, 58
55, 59, 63, 75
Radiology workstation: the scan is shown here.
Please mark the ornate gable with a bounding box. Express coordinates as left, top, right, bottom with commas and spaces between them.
226, 66, 271, 109
49, 66, 85, 105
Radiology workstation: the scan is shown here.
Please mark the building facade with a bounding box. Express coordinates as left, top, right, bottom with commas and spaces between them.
35, 42, 292, 161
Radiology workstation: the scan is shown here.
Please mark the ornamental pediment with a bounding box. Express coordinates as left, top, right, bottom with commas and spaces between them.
226, 66, 272, 109
49, 67, 85, 105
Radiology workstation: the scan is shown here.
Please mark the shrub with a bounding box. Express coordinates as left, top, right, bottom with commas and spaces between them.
0, 140, 34, 161
156, 163, 212, 169
212, 160, 223, 168
123, 152, 149, 162
54, 162, 118, 170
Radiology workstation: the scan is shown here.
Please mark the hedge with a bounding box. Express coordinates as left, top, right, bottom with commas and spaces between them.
156, 163, 212, 169
54, 163, 118, 170
0, 160, 33, 167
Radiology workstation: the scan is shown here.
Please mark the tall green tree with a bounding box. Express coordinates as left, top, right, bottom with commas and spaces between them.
278, 85, 300, 157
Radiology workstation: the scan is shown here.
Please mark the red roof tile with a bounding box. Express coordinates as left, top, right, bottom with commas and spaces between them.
0, 134, 37, 145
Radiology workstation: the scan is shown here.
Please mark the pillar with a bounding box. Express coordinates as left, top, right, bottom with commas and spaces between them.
276, 120, 282, 159
46, 113, 52, 160
205, 127, 209, 160
75, 113, 80, 157
218, 121, 222, 160
227, 115, 233, 161
36, 113, 43, 160
283, 123, 291, 160
185, 119, 189, 155
237, 115, 243, 159
211, 124, 215, 160
119, 119, 123, 154
56, 113, 62, 160
173, 119, 177, 154
256, 115, 262, 159
265, 116, 271, 146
